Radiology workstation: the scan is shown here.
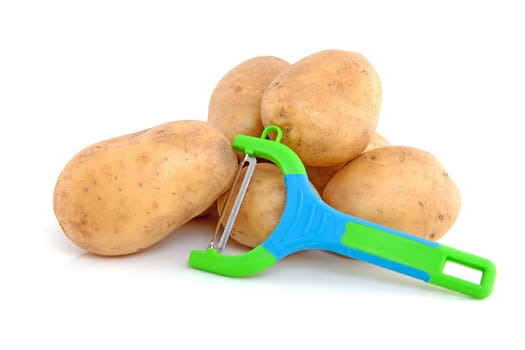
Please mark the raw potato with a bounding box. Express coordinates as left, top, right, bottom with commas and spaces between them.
323, 146, 461, 241
53, 120, 238, 256
208, 56, 290, 148
217, 163, 286, 248
363, 131, 389, 152
306, 163, 346, 194
306, 132, 389, 193
197, 203, 219, 218
261, 49, 382, 167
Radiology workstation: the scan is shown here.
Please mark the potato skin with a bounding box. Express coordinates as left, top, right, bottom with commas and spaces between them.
261, 49, 382, 167
53, 120, 237, 256
208, 56, 290, 146
306, 132, 389, 193
322, 146, 461, 241
363, 131, 389, 153
306, 163, 346, 194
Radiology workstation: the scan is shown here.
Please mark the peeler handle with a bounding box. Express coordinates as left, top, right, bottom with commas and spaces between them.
189, 126, 497, 299
341, 221, 496, 299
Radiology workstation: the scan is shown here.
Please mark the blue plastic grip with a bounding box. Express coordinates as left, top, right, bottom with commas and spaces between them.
261, 174, 433, 282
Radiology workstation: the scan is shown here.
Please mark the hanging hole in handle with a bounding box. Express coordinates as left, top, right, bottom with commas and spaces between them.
260, 125, 283, 143
443, 260, 483, 285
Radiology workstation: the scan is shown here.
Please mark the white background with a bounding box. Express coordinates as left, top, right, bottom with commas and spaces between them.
1, 1, 524, 349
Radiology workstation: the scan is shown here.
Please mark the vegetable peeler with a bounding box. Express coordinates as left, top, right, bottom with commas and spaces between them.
189, 126, 496, 299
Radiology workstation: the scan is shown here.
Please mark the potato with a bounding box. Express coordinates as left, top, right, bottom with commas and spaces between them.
208, 56, 290, 148
217, 163, 286, 248
323, 146, 460, 241
197, 203, 219, 218
363, 131, 389, 152
53, 120, 237, 256
306, 132, 389, 193
261, 49, 382, 167
306, 163, 346, 194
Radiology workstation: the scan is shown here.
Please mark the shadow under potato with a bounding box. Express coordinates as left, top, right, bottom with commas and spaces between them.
53, 216, 459, 298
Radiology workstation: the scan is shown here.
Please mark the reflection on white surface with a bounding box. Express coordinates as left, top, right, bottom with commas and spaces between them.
27, 216, 496, 350
50, 215, 458, 299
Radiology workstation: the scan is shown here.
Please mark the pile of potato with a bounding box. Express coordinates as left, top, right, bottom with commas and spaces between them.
53, 49, 461, 256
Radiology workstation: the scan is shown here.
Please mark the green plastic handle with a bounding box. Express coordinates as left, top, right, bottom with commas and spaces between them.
232, 134, 306, 175
189, 246, 277, 277
342, 221, 496, 299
